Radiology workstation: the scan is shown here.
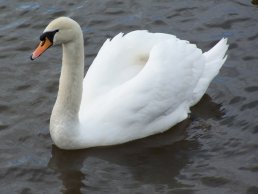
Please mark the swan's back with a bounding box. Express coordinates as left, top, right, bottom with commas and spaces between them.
82, 31, 180, 104
79, 31, 228, 146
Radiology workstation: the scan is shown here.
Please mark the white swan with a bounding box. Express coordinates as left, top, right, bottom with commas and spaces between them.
31, 17, 228, 149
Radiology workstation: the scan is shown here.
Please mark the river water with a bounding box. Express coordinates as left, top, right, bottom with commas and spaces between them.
0, 0, 258, 193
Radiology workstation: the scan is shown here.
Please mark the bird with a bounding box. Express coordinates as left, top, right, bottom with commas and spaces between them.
30, 17, 228, 150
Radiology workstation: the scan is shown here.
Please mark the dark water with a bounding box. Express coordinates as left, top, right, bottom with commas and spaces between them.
0, 0, 258, 193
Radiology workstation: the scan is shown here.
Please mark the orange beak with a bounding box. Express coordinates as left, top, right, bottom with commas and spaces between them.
30, 37, 53, 60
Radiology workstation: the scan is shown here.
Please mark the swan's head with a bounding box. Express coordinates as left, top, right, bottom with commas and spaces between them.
30, 17, 81, 60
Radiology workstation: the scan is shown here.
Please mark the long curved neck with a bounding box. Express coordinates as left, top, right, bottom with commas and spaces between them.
50, 30, 84, 132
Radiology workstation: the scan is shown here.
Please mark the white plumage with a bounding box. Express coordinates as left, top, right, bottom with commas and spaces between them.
32, 17, 228, 149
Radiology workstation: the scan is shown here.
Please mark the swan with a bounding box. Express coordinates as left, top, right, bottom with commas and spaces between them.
30, 17, 228, 150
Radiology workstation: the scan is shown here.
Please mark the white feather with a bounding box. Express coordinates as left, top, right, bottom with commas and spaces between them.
38, 17, 228, 149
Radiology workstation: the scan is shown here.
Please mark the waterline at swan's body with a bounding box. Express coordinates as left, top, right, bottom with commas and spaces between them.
31, 17, 228, 149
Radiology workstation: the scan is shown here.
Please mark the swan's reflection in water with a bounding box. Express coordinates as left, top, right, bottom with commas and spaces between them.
48, 147, 86, 194
48, 94, 223, 193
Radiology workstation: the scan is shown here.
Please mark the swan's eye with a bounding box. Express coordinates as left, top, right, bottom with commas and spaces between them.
39, 29, 59, 42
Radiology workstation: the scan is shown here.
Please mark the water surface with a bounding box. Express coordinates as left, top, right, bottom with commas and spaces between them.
0, 0, 258, 193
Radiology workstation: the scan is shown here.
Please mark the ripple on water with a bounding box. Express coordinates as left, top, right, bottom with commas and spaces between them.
245, 86, 258, 92
15, 84, 31, 91
205, 18, 250, 30
248, 32, 258, 40
243, 56, 258, 61
46, 7, 67, 17
17, 2, 40, 11
16, 2, 40, 15
247, 186, 258, 194
253, 125, 258, 134
229, 96, 246, 105
0, 105, 9, 113
105, 8, 125, 15
201, 176, 230, 187
240, 100, 258, 111
0, 124, 8, 131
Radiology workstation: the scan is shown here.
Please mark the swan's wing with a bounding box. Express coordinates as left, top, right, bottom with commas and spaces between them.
82, 30, 177, 104
81, 37, 206, 143
190, 38, 228, 106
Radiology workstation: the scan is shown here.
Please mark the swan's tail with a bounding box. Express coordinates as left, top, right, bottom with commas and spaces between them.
203, 38, 228, 68
190, 38, 229, 106
202, 38, 229, 83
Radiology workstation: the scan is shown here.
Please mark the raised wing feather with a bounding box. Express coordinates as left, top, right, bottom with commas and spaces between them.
80, 33, 206, 143
82, 31, 177, 105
